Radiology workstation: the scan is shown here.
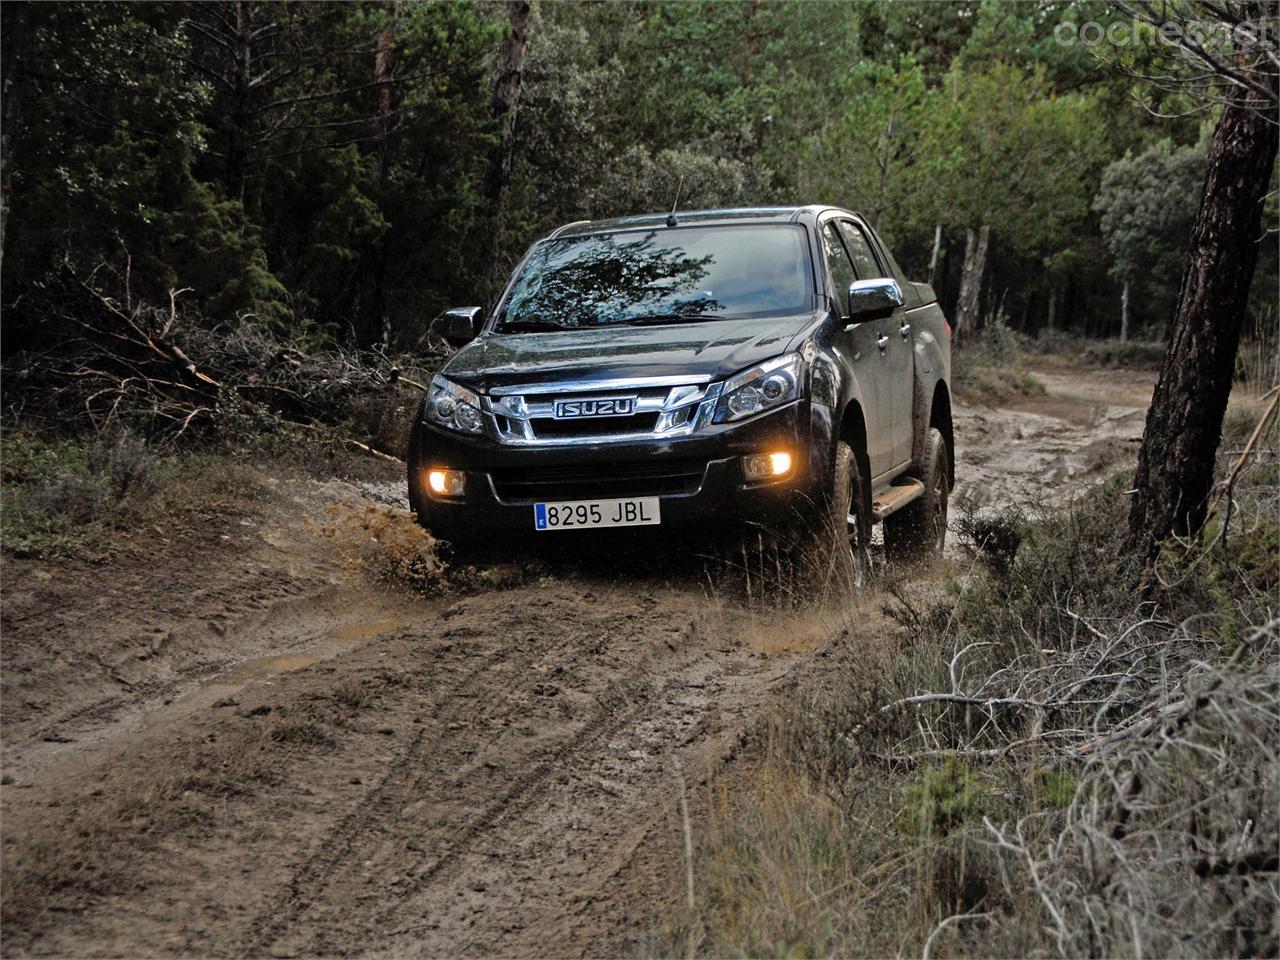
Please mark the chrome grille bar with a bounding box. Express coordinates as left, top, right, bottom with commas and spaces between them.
482, 376, 722, 446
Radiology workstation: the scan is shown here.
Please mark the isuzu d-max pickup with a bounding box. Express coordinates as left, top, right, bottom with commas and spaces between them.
408, 205, 953, 581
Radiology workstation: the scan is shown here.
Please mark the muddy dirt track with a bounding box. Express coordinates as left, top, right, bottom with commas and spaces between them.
1, 366, 1153, 958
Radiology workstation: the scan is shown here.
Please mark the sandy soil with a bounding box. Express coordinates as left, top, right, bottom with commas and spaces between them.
0, 364, 1155, 958
953, 366, 1154, 515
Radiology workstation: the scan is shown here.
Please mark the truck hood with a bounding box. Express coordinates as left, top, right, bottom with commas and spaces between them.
440, 315, 818, 393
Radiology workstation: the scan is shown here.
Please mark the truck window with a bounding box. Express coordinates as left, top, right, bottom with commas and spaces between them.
820, 223, 856, 314
495, 224, 812, 330
836, 220, 884, 280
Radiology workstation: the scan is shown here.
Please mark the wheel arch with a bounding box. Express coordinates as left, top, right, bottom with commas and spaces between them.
930, 381, 955, 489
838, 398, 873, 521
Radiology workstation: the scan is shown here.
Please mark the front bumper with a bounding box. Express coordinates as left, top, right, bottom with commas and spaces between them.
407, 400, 832, 540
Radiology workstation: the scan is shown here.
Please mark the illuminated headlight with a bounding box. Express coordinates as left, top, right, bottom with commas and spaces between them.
424, 374, 484, 435
427, 468, 466, 497
743, 451, 793, 481
715, 353, 804, 423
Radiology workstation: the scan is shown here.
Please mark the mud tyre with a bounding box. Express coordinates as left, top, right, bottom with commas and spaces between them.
812, 439, 872, 592
885, 426, 950, 563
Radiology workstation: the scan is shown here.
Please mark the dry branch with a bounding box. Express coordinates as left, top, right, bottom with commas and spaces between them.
4, 266, 443, 451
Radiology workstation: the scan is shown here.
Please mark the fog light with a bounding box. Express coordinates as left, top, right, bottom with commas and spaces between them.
743, 451, 793, 481
427, 468, 466, 497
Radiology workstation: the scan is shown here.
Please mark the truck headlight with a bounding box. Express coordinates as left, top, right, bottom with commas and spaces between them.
424, 374, 484, 435
715, 353, 804, 423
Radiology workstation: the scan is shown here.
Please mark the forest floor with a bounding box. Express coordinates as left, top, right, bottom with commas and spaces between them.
1, 362, 1157, 958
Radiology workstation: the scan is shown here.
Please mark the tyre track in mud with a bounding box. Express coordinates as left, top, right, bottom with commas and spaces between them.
240, 631, 515, 957
245, 587, 789, 958
2, 367, 1161, 958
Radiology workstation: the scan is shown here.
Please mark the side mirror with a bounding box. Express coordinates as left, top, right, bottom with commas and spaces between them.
432, 306, 484, 346
846, 278, 904, 322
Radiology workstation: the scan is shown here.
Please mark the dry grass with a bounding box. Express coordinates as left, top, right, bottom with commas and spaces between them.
676, 404, 1279, 958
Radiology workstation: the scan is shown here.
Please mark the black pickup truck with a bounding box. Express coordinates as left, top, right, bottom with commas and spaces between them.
408, 205, 953, 581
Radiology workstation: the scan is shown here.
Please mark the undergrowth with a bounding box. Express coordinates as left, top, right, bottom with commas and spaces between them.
0, 430, 271, 559
678, 399, 1278, 958
952, 316, 1045, 404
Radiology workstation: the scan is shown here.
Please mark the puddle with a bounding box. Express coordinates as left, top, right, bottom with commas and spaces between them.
330, 617, 403, 641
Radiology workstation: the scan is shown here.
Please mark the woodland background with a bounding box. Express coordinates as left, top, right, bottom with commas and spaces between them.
3, 0, 1275, 361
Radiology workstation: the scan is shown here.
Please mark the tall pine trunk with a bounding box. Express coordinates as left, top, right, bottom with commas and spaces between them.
928, 223, 942, 288
0, 1, 31, 267
370, 1, 400, 187
954, 222, 990, 345
228, 1, 254, 199
484, 1, 530, 208
1120, 279, 1130, 342
1126, 86, 1279, 560
482, 0, 531, 280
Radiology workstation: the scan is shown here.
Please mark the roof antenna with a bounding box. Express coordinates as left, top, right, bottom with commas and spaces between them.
666, 175, 684, 227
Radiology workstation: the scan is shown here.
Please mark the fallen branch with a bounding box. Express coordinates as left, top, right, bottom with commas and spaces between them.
346, 439, 403, 464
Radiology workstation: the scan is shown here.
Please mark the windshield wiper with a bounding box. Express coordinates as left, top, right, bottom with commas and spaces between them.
499, 319, 569, 333
623, 312, 726, 326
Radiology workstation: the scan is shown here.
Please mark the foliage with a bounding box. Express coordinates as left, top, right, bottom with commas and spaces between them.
1, 0, 1256, 412
898, 757, 987, 838
1094, 136, 1209, 327
684, 406, 1279, 957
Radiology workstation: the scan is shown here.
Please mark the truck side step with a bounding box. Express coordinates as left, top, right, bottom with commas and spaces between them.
872, 478, 925, 521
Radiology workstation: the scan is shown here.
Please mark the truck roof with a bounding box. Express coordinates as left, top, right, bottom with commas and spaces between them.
547, 205, 840, 240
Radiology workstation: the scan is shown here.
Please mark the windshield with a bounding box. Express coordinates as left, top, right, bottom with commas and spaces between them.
494, 224, 812, 331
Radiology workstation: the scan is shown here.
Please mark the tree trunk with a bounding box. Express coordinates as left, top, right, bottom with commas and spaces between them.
741, 0, 762, 86
0, 1, 31, 267
228, 1, 254, 199
1126, 82, 1279, 561
1120, 278, 1130, 342
928, 223, 942, 289
1046, 287, 1056, 332
953, 222, 990, 346
370, 2, 400, 186
484, 0, 531, 208
482, 0, 531, 281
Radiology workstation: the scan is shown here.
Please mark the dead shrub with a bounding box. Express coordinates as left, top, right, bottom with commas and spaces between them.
683, 437, 1278, 957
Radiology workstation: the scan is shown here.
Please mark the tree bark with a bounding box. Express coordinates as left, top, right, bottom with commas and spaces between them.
1126, 83, 1279, 560
953, 222, 990, 346
484, 0, 531, 208
370, 3, 399, 187
0, 1, 32, 267
482, 0, 531, 282
1046, 287, 1056, 332
1120, 278, 1130, 342
228, 1, 254, 199
741, 0, 762, 87
928, 223, 943, 289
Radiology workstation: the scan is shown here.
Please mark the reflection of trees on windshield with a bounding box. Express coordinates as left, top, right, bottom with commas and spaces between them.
501, 233, 719, 328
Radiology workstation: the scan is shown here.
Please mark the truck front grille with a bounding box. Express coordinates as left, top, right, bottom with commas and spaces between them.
530, 412, 661, 439
485, 377, 720, 445
490, 458, 708, 503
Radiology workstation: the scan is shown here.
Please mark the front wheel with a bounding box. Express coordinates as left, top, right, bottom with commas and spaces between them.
824, 439, 872, 591
885, 426, 950, 562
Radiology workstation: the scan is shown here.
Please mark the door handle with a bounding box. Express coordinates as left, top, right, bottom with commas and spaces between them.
899, 323, 911, 339
876, 334, 889, 351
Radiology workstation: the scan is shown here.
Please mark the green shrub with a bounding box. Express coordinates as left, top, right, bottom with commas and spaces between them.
899, 757, 987, 838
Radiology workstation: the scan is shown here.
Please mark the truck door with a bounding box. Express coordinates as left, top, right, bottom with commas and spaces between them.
819, 220, 894, 479
837, 220, 913, 470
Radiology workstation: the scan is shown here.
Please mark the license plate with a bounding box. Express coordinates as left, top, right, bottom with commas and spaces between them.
534, 497, 661, 531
